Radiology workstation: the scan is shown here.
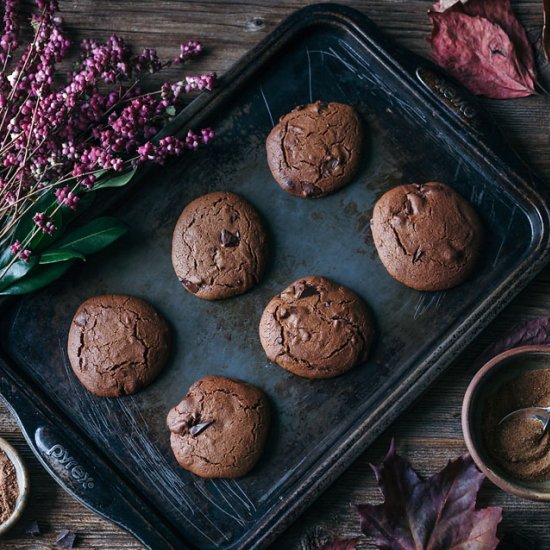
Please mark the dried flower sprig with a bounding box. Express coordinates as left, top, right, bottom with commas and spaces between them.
0, 0, 216, 294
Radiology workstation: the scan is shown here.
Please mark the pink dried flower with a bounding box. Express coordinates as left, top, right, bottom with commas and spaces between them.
9, 240, 21, 255
159, 135, 183, 155
54, 185, 79, 209
0, 0, 19, 67
36, 1, 59, 14
0, 1, 215, 284
79, 173, 96, 190
32, 211, 56, 234
184, 73, 216, 93
19, 248, 31, 262
134, 47, 162, 73
178, 40, 202, 61
110, 157, 124, 171
4, 191, 16, 205
185, 130, 201, 150
201, 128, 215, 144
137, 141, 156, 162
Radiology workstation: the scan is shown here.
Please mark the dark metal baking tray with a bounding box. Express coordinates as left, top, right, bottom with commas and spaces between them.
1, 4, 549, 549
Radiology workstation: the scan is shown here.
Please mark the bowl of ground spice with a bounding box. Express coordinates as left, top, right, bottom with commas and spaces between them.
463, 345, 550, 500
0, 437, 28, 534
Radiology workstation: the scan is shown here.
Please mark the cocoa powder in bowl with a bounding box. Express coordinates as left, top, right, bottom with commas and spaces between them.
0, 447, 19, 524
483, 368, 550, 481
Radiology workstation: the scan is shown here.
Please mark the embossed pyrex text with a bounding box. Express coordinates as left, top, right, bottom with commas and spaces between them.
46, 444, 95, 489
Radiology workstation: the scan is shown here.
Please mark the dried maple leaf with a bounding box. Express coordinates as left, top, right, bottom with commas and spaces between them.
358, 441, 502, 550
429, 0, 537, 99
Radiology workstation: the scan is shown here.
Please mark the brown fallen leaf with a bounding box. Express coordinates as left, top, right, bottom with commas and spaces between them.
429, 0, 537, 99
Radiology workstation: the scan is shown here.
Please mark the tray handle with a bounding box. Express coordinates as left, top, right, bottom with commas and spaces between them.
0, 371, 185, 550
415, 67, 481, 127
414, 66, 535, 176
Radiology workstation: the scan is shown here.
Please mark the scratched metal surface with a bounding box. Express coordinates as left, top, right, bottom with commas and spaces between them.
0, 13, 546, 550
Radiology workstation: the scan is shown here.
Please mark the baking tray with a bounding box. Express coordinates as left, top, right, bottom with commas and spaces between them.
1, 4, 549, 549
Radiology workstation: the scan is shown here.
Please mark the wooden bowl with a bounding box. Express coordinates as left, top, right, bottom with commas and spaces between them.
0, 437, 29, 535
462, 345, 550, 501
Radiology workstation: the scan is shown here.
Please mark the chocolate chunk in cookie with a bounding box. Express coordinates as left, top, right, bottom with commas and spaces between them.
265, 101, 363, 198
67, 295, 171, 397
259, 276, 374, 378
371, 182, 483, 291
167, 376, 270, 478
171, 192, 268, 300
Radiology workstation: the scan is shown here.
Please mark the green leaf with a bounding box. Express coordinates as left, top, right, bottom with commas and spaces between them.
93, 168, 136, 191
45, 216, 127, 256
8, 183, 97, 274
0, 246, 13, 270
166, 105, 176, 116
39, 249, 86, 264
0, 255, 38, 291
0, 261, 74, 295
1, 217, 126, 294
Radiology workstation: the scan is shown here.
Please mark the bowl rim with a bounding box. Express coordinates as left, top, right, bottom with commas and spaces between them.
462, 344, 550, 501
0, 436, 29, 535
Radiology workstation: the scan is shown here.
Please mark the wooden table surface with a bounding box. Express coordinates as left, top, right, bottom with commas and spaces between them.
2, 0, 550, 548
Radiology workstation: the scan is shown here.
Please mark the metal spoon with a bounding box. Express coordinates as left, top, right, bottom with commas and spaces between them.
499, 407, 550, 431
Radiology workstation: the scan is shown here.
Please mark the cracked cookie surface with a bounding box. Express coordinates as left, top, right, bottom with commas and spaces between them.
67, 295, 171, 397
167, 376, 270, 478
259, 276, 374, 378
266, 101, 363, 198
371, 182, 483, 291
172, 191, 268, 300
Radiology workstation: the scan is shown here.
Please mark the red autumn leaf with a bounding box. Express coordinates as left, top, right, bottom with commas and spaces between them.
429, 0, 537, 99
455, 0, 535, 81
358, 441, 502, 550
434, 0, 536, 70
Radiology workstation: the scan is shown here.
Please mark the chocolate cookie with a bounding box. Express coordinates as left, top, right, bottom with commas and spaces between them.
172, 191, 268, 300
67, 295, 171, 397
259, 276, 374, 378
167, 376, 270, 478
371, 182, 483, 291
266, 101, 363, 198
